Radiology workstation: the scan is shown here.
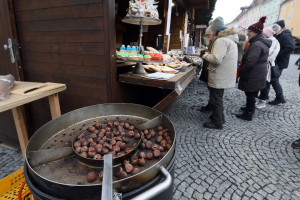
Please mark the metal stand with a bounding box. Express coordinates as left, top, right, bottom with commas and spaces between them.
121, 16, 162, 75
133, 62, 147, 74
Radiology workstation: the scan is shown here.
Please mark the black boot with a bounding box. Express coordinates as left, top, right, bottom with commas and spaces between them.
209, 115, 225, 124
200, 102, 213, 112
268, 94, 286, 105
292, 139, 300, 149
236, 110, 254, 121
203, 121, 223, 129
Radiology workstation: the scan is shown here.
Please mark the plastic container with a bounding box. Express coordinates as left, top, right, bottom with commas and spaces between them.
0, 167, 32, 200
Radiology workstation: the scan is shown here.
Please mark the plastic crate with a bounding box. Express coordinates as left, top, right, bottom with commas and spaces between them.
0, 167, 32, 200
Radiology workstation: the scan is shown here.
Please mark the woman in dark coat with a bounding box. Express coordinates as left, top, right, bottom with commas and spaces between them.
237, 17, 271, 121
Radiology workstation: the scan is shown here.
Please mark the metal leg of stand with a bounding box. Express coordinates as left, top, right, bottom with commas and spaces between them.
133, 62, 147, 74
139, 21, 143, 49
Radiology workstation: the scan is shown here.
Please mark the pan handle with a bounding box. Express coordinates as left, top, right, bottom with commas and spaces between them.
131, 166, 172, 200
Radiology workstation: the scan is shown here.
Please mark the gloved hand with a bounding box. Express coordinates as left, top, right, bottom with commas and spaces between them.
200, 50, 208, 58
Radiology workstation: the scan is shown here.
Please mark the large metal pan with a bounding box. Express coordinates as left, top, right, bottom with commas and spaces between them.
25, 103, 176, 199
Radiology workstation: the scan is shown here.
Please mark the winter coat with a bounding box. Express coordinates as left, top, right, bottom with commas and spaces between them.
202, 27, 238, 89
238, 34, 272, 92
237, 34, 246, 62
199, 37, 217, 83
275, 29, 295, 69
266, 36, 280, 82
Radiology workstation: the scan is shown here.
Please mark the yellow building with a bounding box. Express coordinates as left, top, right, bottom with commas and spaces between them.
278, 0, 300, 37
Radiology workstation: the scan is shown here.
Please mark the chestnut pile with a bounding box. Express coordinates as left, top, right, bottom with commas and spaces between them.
74, 120, 141, 160
113, 125, 172, 180
84, 124, 173, 183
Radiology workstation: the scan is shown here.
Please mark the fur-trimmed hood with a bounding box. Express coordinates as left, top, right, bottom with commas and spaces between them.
218, 27, 239, 43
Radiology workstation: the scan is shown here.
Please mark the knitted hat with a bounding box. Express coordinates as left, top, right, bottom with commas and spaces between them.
211, 17, 225, 31
248, 16, 266, 34
205, 19, 213, 35
263, 24, 281, 37
205, 26, 212, 35
275, 20, 285, 28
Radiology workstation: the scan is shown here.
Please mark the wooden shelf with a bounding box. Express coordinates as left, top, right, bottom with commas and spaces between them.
119, 65, 196, 90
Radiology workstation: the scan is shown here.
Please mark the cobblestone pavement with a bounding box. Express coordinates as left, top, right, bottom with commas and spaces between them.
1, 55, 300, 200
168, 54, 300, 200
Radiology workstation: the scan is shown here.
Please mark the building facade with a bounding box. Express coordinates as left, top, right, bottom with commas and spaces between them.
261, 0, 284, 27
278, 0, 300, 37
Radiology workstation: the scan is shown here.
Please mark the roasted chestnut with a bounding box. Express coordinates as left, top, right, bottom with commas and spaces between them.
125, 163, 133, 173
113, 145, 120, 152
151, 143, 159, 151
89, 147, 95, 152
153, 149, 161, 158
157, 125, 163, 131
129, 126, 135, 131
128, 131, 134, 138
93, 154, 102, 159
95, 123, 101, 129
80, 152, 87, 158
87, 171, 97, 182
139, 142, 146, 150
87, 138, 94, 144
143, 130, 149, 135
139, 152, 146, 159
91, 133, 97, 139
107, 120, 113, 128
138, 158, 146, 166
146, 141, 152, 149
81, 146, 88, 152
74, 141, 81, 148
131, 155, 139, 165
75, 146, 81, 153
88, 126, 96, 132
88, 151, 96, 158
124, 123, 130, 129
134, 132, 141, 139
119, 142, 126, 150
158, 131, 164, 136
156, 135, 163, 143
114, 121, 120, 127
146, 152, 154, 160
94, 130, 100, 134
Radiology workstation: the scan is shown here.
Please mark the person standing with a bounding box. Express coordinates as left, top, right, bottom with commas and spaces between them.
237, 17, 271, 121
256, 25, 281, 109
268, 20, 295, 105
201, 16, 238, 129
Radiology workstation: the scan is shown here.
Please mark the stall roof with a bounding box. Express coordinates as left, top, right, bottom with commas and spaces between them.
178, 0, 217, 25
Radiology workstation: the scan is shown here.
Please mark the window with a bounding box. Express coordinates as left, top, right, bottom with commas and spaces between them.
283, 5, 286, 10
291, 1, 295, 7
288, 12, 293, 19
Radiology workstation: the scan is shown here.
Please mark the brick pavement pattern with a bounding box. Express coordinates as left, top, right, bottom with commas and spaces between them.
0, 55, 300, 200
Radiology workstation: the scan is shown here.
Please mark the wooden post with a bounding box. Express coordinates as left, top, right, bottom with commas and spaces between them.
199, 29, 202, 47
182, 11, 188, 54
48, 93, 62, 119
11, 107, 28, 159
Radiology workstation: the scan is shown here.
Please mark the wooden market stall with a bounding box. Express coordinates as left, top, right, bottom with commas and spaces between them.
0, 0, 214, 147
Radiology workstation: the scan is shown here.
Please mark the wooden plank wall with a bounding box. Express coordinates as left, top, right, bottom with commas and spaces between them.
13, 0, 114, 132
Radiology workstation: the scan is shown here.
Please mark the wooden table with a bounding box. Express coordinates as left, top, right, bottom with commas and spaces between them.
119, 65, 196, 113
0, 81, 66, 158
